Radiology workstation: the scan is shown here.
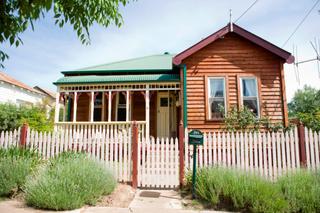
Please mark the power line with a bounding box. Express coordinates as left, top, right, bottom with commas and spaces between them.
282, 0, 320, 47
234, 0, 259, 23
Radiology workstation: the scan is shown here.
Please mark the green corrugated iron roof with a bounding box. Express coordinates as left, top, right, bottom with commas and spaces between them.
62, 54, 175, 74
54, 74, 180, 85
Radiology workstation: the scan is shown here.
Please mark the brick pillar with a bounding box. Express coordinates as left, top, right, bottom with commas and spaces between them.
20, 123, 28, 148
179, 120, 185, 187
132, 121, 138, 189
297, 122, 307, 167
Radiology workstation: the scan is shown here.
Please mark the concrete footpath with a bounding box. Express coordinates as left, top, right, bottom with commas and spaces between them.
0, 190, 226, 213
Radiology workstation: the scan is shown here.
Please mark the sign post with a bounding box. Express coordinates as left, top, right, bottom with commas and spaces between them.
188, 130, 203, 199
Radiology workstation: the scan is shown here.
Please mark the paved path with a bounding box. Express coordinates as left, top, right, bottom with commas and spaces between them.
129, 189, 183, 210
0, 190, 226, 213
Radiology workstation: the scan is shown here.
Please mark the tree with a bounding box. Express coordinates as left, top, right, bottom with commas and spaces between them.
0, 0, 131, 67
288, 85, 320, 131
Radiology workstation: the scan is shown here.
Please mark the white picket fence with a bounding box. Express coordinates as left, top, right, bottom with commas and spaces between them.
0, 128, 20, 149
185, 127, 320, 180
305, 128, 320, 170
137, 137, 180, 188
1, 125, 320, 185
0, 126, 142, 183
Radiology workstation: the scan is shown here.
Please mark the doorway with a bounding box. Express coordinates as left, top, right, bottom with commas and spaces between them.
157, 92, 169, 138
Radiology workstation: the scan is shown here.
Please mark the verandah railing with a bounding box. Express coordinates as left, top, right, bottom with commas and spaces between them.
54, 121, 146, 137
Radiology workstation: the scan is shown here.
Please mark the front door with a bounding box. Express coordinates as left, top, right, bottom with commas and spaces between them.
157, 92, 169, 138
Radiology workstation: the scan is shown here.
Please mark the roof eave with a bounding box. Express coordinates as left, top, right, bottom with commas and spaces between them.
173, 23, 294, 65
173, 25, 229, 65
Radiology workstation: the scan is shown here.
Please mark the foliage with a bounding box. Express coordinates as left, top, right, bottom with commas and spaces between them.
191, 167, 288, 212
0, 103, 54, 132
224, 106, 289, 132
24, 152, 116, 210
0, 147, 41, 197
288, 85, 320, 131
0, 0, 131, 67
278, 170, 320, 213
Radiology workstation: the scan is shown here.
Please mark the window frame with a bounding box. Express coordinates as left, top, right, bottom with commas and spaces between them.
239, 76, 260, 118
115, 92, 131, 121
205, 76, 228, 121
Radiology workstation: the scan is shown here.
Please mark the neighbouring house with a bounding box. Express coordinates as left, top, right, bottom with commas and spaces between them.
53, 23, 294, 138
34, 86, 56, 103
0, 71, 46, 106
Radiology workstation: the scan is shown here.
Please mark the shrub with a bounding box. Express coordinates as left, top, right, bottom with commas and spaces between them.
0, 103, 54, 132
0, 147, 41, 197
193, 167, 288, 212
224, 106, 289, 132
24, 152, 116, 210
278, 170, 320, 213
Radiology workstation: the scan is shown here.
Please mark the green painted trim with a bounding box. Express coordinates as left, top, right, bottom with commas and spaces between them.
183, 64, 188, 128
67, 97, 71, 121
54, 79, 180, 85
61, 69, 173, 75
53, 74, 180, 85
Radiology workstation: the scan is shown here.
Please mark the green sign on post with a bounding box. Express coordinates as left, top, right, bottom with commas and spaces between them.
188, 129, 203, 199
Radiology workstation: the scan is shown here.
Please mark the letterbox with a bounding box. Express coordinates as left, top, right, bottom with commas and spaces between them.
188, 130, 204, 145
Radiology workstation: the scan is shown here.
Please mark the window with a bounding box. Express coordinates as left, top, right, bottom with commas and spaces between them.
208, 77, 226, 119
94, 93, 102, 121
240, 77, 259, 117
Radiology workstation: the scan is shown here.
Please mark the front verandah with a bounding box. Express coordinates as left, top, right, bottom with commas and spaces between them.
54, 82, 181, 138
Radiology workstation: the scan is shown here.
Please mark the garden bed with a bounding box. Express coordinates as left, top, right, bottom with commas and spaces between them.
96, 183, 136, 208
182, 167, 320, 213
0, 147, 125, 211
0, 183, 135, 212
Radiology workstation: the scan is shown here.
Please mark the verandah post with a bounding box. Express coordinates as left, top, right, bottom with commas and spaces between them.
178, 120, 185, 187
132, 121, 138, 189
20, 123, 28, 148
297, 122, 307, 167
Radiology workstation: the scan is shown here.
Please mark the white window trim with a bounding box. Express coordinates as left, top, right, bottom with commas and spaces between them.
207, 77, 227, 119
239, 77, 260, 118
115, 92, 131, 121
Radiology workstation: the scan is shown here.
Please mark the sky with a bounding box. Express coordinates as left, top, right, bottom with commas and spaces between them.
1, 0, 320, 101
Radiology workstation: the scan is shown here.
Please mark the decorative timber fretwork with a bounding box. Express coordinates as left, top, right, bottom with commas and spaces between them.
58, 83, 180, 92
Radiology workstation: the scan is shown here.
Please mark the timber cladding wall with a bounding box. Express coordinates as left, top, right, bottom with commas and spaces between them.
183, 33, 286, 131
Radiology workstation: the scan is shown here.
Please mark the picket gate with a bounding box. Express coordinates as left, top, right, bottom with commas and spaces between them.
137, 137, 180, 188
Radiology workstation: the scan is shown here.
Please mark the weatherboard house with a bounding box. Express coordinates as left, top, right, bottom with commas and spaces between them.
53, 23, 294, 138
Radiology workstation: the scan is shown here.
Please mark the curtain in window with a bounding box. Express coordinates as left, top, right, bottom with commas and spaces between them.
242, 78, 257, 97
210, 79, 224, 97
209, 78, 225, 119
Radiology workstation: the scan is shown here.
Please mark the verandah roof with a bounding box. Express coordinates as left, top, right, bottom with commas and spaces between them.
61, 54, 175, 75
53, 74, 180, 85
